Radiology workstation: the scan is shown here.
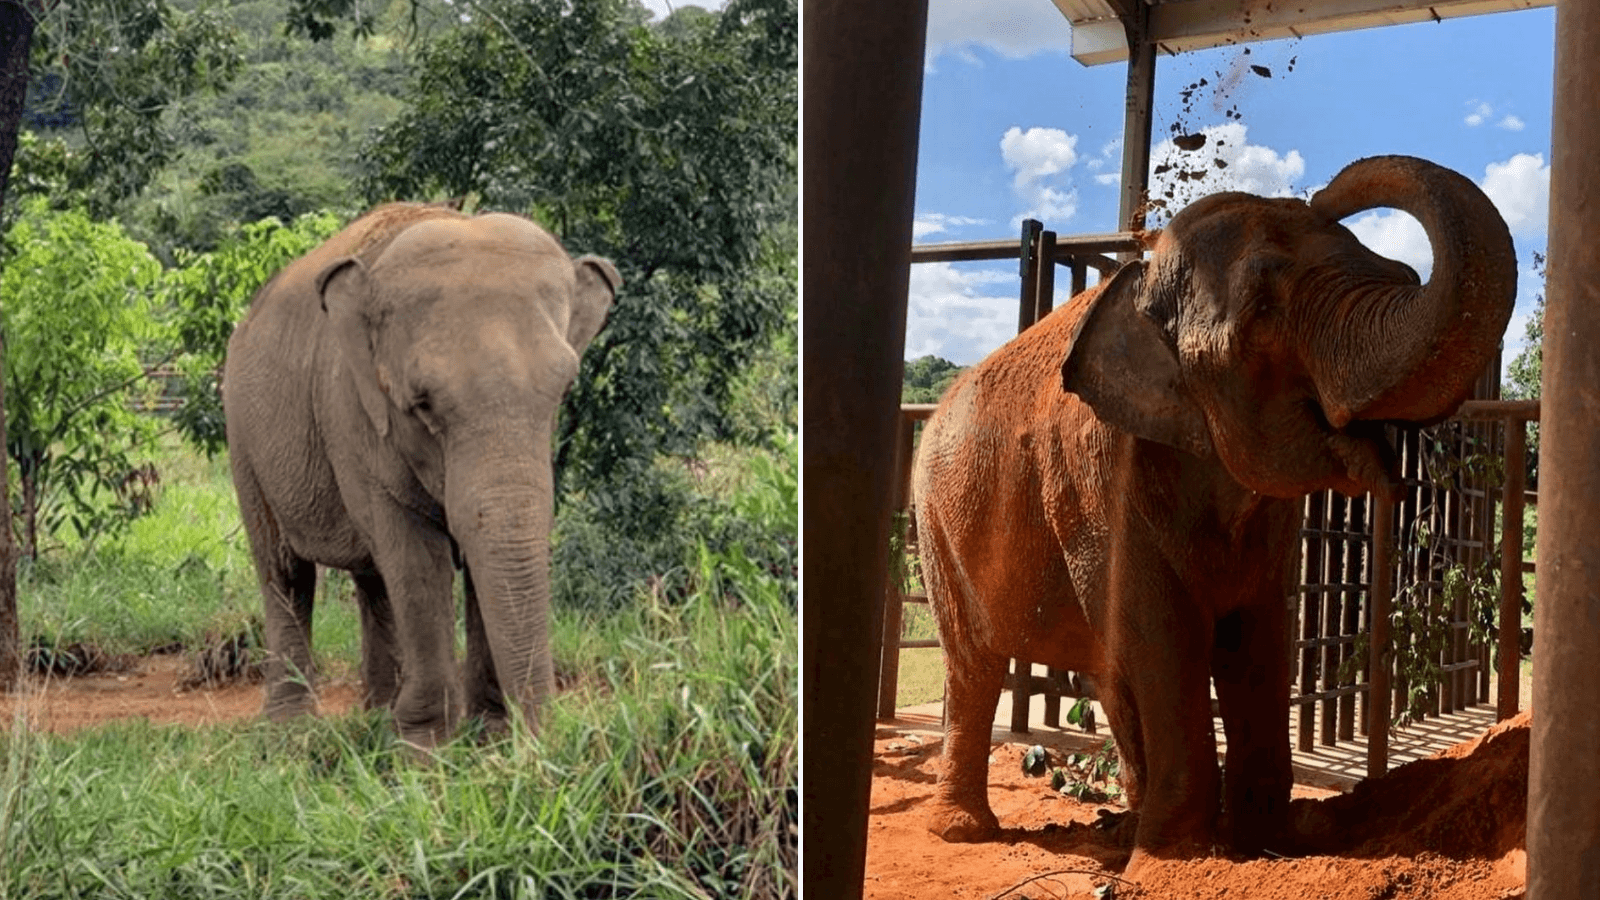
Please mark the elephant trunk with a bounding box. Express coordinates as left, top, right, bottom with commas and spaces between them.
1305, 155, 1517, 428
446, 431, 557, 733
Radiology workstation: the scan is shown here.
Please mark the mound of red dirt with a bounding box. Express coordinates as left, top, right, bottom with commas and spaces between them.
866, 711, 1530, 899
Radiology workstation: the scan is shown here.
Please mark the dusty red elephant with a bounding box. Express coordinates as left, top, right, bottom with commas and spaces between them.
912, 156, 1516, 872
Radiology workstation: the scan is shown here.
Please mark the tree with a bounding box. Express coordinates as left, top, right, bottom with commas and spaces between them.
1504, 251, 1544, 489
901, 355, 962, 404
0, 198, 163, 560
362, 0, 797, 528
25, 0, 242, 216
0, 0, 43, 687
162, 210, 344, 453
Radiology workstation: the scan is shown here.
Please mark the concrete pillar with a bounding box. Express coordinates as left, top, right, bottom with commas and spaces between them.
801, 1, 929, 897
1528, 0, 1600, 894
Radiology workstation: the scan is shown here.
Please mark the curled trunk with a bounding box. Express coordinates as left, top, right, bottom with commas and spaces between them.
1306, 156, 1517, 427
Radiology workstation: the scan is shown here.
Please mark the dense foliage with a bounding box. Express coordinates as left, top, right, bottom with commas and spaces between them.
361, 0, 798, 530
902, 354, 963, 404
26, 0, 243, 217
0, 199, 164, 558
162, 210, 344, 453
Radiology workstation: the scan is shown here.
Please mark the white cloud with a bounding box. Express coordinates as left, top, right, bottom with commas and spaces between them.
1145, 123, 1304, 220
903, 263, 1019, 364
1347, 210, 1432, 280
925, 0, 1074, 62
1001, 127, 1078, 186
904, 262, 1102, 364
1336, 153, 1550, 284
1001, 126, 1082, 225
1464, 101, 1493, 127
913, 213, 988, 239
1498, 114, 1526, 132
1481, 152, 1550, 237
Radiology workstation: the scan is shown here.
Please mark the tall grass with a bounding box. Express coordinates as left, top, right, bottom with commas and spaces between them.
0, 542, 795, 898
18, 435, 360, 667
0, 434, 797, 898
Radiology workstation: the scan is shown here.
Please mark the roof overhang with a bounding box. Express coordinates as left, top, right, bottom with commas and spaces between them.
1059, 0, 1554, 66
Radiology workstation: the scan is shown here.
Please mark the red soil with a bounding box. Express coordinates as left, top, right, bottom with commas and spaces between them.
0, 654, 360, 733
866, 712, 1530, 899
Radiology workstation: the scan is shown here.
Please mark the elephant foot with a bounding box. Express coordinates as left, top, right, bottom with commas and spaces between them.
926, 798, 999, 843
261, 685, 317, 722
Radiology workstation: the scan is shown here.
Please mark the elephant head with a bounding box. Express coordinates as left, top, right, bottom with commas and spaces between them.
1062, 155, 1516, 501
315, 213, 620, 732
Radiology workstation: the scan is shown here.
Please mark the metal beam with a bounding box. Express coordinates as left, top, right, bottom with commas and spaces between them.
801, 0, 929, 896
1528, 0, 1600, 893
1068, 0, 1553, 66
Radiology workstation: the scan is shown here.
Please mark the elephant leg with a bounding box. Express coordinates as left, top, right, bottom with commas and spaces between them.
1095, 673, 1147, 815
1212, 602, 1293, 856
260, 556, 319, 719
232, 458, 319, 719
1116, 576, 1221, 872
353, 568, 401, 711
371, 510, 461, 750
927, 642, 1006, 842
461, 565, 509, 733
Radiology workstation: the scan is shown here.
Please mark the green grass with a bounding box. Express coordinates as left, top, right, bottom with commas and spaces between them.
1, 435, 797, 898
17, 436, 362, 671
894, 604, 945, 709
0, 577, 796, 898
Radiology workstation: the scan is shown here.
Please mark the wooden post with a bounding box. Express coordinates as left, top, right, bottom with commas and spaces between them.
1116, 1, 1155, 240
1017, 219, 1043, 332
877, 411, 918, 721
1034, 230, 1057, 324
1367, 494, 1395, 778
1497, 417, 1527, 720
801, 0, 929, 893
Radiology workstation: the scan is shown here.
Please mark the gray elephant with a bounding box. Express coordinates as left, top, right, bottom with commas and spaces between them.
224, 202, 620, 748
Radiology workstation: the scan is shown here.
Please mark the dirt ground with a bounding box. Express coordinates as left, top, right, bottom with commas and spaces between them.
0, 653, 360, 733
866, 712, 1530, 900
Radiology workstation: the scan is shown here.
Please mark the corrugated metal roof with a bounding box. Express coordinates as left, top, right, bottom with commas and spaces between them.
1055, 0, 1553, 65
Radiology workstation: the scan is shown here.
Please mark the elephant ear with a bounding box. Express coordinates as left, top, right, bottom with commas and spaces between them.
1060, 260, 1212, 458
317, 257, 392, 438
568, 256, 621, 355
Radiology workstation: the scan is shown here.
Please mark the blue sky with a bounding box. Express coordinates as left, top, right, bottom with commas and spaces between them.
905, 3, 1556, 368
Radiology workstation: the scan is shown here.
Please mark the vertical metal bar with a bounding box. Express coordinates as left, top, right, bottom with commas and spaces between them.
1070, 258, 1088, 297
1529, 0, 1600, 891
801, 0, 929, 893
1368, 495, 1395, 779
1320, 494, 1343, 746
1498, 417, 1527, 720
1339, 494, 1365, 742
877, 411, 917, 721
1118, 4, 1156, 239
1298, 492, 1325, 753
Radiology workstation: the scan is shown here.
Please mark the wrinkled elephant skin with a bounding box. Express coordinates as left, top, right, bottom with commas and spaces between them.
224, 203, 620, 749
912, 156, 1515, 872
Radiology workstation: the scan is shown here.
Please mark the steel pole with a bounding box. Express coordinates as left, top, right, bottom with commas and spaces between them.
1528, 0, 1600, 894
801, 0, 929, 896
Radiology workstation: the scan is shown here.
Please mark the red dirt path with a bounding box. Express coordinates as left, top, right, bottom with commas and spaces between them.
866, 712, 1530, 899
0, 654, 360, 733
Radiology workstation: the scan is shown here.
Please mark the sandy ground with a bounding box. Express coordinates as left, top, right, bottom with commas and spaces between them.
865, 713, 1530, 900
0, 653, 360, 733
